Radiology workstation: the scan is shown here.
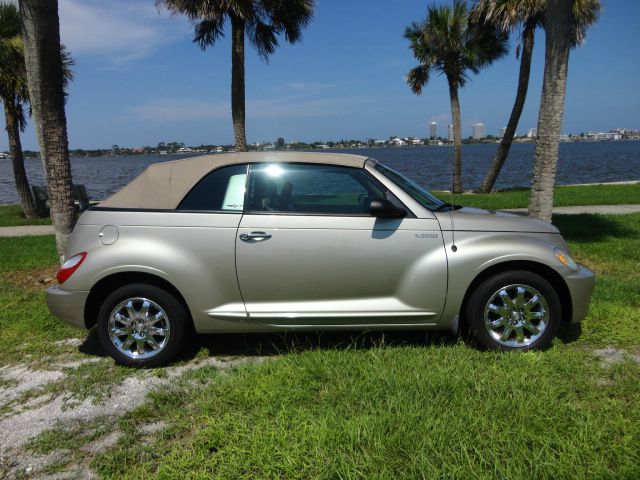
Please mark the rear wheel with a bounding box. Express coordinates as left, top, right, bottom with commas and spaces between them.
465, 270, 561, 351
96, 283, 190, 367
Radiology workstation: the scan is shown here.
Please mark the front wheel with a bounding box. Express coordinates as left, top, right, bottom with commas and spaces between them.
96, 283, 190, 367
465, 270, 562, 351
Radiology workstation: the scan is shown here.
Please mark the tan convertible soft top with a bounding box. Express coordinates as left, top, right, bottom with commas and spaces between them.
99, 151, 370, 209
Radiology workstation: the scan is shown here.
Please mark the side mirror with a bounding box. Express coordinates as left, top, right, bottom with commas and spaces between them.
369, 199, 407, 218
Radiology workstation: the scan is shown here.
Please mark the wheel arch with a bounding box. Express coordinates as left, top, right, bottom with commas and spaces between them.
84, 272, 193, 330
459, 260, 572, 328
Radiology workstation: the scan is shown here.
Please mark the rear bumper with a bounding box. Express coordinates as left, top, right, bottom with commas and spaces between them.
564, 264, 596, 323
46, 286, 89, 329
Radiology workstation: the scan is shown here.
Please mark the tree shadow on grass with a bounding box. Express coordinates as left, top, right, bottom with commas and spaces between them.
553, 214, 635, 244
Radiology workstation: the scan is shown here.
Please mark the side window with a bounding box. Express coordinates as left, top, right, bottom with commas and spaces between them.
177, 164, 247, 211
246, 163, 386, 215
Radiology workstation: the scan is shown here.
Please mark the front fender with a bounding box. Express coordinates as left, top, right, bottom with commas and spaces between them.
440, 231, 571, 327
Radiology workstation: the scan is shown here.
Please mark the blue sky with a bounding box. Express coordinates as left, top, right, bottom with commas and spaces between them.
2, 0, 639, 150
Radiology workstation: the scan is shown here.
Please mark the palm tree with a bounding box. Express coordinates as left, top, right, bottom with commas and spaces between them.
474, 0, 542, 193
160, 0, 314, 152
474, 0, 600, 194
405, 0, 508, 193
0, 2, 37, 218
528, 0, 600, 222
20, 0, 75, 259
1, 2, 74, 221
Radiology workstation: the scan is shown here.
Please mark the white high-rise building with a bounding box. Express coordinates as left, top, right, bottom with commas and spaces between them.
527, 128, 537, 138
430, 121, 437, 139
472, 123, 485, 140
448, 125, 454, 141
499, 127, 507, 138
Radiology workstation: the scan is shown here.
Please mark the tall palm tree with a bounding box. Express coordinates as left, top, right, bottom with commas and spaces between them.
1, 2, 74, 220
19, 0, 75, 259
160, 0, 314, 151
405, 0, 508, 193
0, 2, 37, 218
474, 0, 600, 194
528, 0, 600, 222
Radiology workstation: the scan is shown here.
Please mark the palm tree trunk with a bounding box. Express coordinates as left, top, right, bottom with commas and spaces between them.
231, 16, 247, 152
447, 80, 463, 193
479, 22, 535, 193
19, 0, 76, 259
528, 0, 573, 223
3, 97, 38, 218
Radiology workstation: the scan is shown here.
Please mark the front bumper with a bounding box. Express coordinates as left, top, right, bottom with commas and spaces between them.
564, 264, 596, 323
46, 285, 89, 329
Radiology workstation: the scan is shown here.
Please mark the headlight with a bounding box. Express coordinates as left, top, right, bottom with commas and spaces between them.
554, 248, 578, 271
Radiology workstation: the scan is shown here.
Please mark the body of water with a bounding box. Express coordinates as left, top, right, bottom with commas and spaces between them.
1, 141, 639, 204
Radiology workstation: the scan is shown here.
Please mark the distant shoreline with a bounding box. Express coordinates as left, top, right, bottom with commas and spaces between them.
3, 138, 639, 161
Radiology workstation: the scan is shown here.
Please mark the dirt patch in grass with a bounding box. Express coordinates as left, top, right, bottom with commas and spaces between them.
1, 265, 58, 290
594, 347, 640, 367
0, 355, 265, 478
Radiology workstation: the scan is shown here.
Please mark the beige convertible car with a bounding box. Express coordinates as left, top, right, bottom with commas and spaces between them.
46, 152, 594, 367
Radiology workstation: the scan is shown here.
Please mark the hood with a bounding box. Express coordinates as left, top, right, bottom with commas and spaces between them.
435, 207, 560, 234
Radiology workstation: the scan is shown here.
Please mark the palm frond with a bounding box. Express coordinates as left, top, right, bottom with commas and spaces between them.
194, 17, 226, 49
405, 0, 507, 94
406, 66, 430, 95
247, 20, 278, 60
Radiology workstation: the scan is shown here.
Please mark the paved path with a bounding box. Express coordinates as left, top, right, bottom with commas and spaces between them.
504, 204, 640, 215
1, 204, 639, 237
0, 225, 54, 237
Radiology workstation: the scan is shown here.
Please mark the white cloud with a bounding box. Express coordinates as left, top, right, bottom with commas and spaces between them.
429, 113, 451, 124
283, 82, 335, 93
130, 98, 229, 121
130, 94, 373, 122
58, 0, 188, 63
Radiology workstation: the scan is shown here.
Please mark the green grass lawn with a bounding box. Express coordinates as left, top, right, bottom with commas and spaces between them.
434, 182, 640, 210
1, 215, 639, 478
0, 204, 51, 227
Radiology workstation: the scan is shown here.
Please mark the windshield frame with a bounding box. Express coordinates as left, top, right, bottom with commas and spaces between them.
373, 162, 446, 212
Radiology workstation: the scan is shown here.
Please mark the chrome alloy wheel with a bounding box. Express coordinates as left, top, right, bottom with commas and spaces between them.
108, 297, 170, 359
483, 284, 549, 347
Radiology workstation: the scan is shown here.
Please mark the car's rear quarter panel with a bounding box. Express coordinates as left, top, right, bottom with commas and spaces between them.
65, 210, 245, 331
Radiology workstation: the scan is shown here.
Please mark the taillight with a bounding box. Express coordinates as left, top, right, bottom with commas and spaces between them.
57, 252, 87, 284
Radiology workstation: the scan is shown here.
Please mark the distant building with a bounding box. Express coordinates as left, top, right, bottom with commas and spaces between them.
527, 128, 537, 138
430, 121, 437, 139
472, 123, 485, 140
448, 124, 454, 141
499, 127, 507, 138
585, 132, 622, 141
391, 137, 406, 146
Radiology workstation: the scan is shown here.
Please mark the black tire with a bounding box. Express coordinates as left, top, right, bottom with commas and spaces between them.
464, 270, 562, 351
96, 283, 190, 367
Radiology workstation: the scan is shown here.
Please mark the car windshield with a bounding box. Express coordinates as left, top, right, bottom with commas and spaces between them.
374, 162, 446, 211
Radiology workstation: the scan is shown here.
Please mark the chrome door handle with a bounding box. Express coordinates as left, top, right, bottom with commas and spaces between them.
239, 231, 272, 241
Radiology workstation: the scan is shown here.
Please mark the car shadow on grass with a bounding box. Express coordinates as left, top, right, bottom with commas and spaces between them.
177, 329, 459, 362
77, 327, 460, 364
553, 214, 634, 243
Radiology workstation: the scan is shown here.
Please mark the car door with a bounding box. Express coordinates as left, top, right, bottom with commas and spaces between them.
235, 162, 447, 326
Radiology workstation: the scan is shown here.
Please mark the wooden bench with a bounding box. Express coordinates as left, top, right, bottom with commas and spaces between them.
31, 184, 90, 217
